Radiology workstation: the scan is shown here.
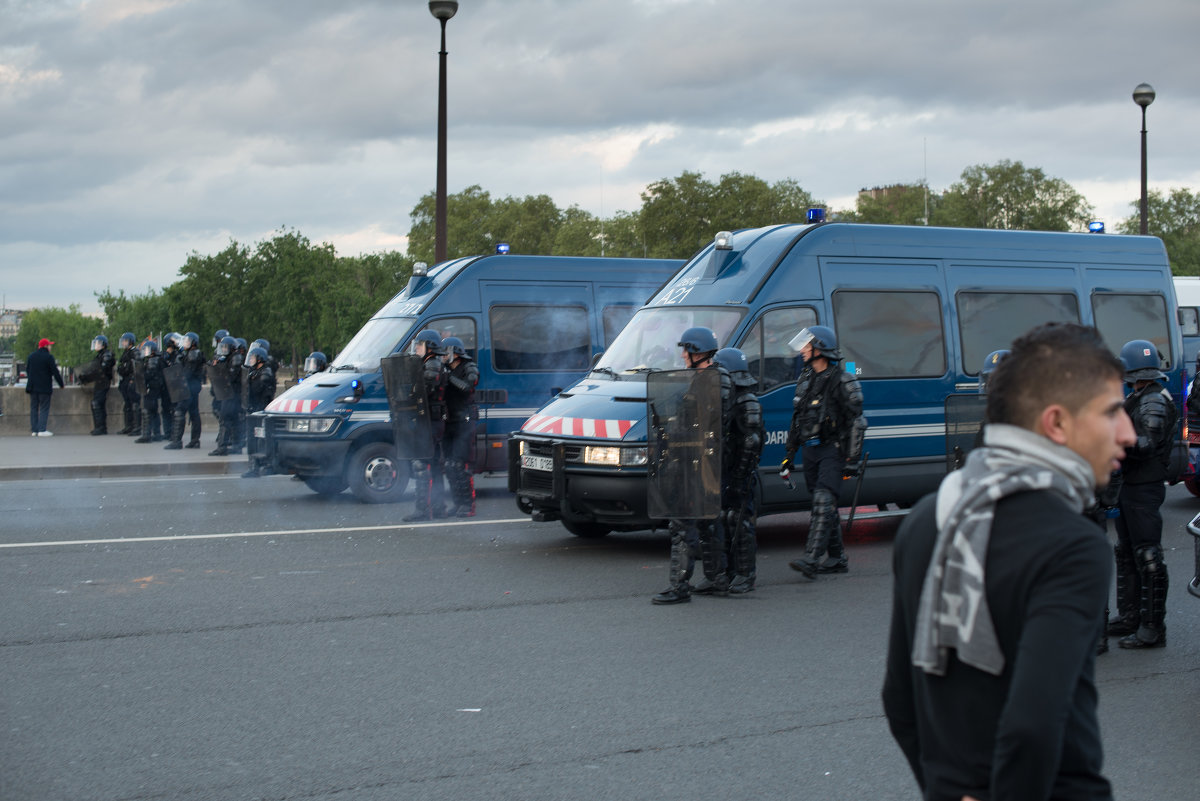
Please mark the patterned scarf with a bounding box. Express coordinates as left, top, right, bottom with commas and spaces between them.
911, 423, 1095, 676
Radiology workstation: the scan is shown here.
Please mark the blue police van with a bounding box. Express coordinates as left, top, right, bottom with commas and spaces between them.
510, 221, 1185, 537
254, 254, 683, 502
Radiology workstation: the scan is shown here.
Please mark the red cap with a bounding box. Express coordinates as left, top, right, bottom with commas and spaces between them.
38, 338, 54, 348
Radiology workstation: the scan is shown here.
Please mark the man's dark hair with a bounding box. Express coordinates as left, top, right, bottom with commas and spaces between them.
986, 322, 1124, 429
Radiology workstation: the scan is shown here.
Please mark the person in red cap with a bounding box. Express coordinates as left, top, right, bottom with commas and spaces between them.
25, 338, 64, 436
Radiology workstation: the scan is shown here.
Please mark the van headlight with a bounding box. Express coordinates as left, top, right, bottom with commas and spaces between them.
584, 446, 647, 467
285, 417, 338, 434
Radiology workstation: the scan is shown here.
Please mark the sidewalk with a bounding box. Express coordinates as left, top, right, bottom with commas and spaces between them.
0, 428, 245, 481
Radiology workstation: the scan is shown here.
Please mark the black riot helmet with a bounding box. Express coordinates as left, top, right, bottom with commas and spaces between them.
303, 351, 328, 375
212, 329, 229, 349
252, 338, 270, 353
165, 332, 182, 350
442, 336, 469, 359
119, 332, 136, 349
216, 335, 236, 357
182, 332, 200, 351
413, 329, 444, 356
978, 349, 1009, 394
141, 339, 159, 358
789, 324, 841, 362
234, 337, 247, 353
678, 326, 718, 355
1120, 339, 1166, 383
246, 346, 268, 369
91, 334, 109, 351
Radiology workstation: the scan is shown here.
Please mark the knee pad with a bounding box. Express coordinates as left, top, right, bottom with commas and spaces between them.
1135, 544, 1165, 575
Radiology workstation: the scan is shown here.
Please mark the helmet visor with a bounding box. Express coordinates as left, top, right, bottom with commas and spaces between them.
788, 328, 816, 352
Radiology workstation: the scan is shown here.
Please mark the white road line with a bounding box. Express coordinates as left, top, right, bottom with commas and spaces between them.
0, 518, 530, 549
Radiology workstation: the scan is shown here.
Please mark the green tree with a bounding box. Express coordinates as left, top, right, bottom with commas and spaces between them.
935, 160, 1093, 231
16, 305, 104, 375
1117, 187, 1200, 275
846, 183, 937, 225
96, 287, 172, 344
165, 241, 256, 344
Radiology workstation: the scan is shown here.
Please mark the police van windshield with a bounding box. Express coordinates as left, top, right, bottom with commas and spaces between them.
593, 307, 744, 374
330, 317, 417, 372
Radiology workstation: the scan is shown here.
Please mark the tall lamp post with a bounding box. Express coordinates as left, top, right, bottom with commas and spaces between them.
1133, 82, 1156, 236
429, 1, 459, 264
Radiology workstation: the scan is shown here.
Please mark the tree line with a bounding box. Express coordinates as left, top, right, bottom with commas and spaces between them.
13, 160, 1200, 372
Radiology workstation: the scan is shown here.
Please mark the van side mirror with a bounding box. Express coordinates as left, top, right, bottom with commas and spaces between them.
590, 352, 604, 368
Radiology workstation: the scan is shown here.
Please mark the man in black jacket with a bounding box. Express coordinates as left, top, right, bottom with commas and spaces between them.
883, 323, 1134, 801
25, 338, 64, 436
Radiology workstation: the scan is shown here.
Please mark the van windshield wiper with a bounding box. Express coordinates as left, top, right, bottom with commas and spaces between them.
331, 364, 358, 372
590, 366, 619, 379
627, 366, 661, 374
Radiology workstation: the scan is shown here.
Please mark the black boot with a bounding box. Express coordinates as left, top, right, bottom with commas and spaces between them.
90, 405, 107, 435
403, 463, 435, 522
653, 521, 695, 604
790, 489, 837, 579
1119, 546, 1168, 649
134, 408, 153, 443
1107, 543, 1141, 636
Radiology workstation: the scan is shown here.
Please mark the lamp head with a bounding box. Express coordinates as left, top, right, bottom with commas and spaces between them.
429, 1, 459, 21
1133, 82, 1156, 108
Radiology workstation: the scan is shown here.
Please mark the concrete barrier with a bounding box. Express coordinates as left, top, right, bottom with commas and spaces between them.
0, 384, 127, 436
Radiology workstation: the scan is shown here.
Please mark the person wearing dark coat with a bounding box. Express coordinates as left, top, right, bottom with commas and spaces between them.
25, 338, 65, 436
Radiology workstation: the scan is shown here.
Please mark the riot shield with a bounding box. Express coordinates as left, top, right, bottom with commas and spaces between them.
381, 353, 434, 461
944, 393, 988, 472
206, 362, 234, 401
163, 362, 191, 404
133, 359, 147, 397
646, 368, 722, 520
240, 366, 250, 409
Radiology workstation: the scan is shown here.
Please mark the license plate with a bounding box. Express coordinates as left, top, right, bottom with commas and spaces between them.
521, 454, 553, 472
254, 427, 265, 439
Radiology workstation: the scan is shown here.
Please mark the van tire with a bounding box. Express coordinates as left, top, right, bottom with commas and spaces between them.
304, 475, 348, 496
1184, 476, 1200, 497
562, 520, 611, 538
346, 441, 411, 504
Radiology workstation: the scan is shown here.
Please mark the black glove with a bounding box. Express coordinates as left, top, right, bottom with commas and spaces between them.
780, 455, 794, 474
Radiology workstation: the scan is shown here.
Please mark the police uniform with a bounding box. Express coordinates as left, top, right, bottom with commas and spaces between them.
442, 339, 479, 517
404, 332, 448, 522
713, 348, 764, 594
116, 334, 140, 435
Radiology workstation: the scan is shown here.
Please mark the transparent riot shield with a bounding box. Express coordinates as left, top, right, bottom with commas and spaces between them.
206, 362, 234, 402
944, 393, 988, 472
381, 353, 434, 462
163, 361, 191, 404
646, 368, 722, 520
133, 359, 147, 398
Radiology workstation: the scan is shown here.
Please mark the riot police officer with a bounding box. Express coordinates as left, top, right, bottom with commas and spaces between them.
241, 345, 277, 477
652, 326, 731, 604
441, 337, 479, 517
303, 351, 327, 380
165, 332, 205, 450
210, 329, 230, 426
404, 330, 448, 522
116, 332, 140, 435
712, 347, 764, 594
782, 325, 866, 578
133, 339, 166, 443
253, 338, 281, 375
209, 335, 240, 456
231, 338, 248, 452
1109, 339, 1177, 649
160, 332, 182, 431
82, 334, 116, 435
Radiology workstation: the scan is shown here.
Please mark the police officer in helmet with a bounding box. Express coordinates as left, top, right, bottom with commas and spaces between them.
713, 347, 764, 594
404, 330, 449, 521
116, 332, 140, 435
782, 324, 867, 578
133, 339, 166, 443
1109, 339, 1176, 649
652, 326, 731, 604
241, 345, 277, 477
441, 336, 479, 517
303, 351, 327, 380
82, 334, 116, 435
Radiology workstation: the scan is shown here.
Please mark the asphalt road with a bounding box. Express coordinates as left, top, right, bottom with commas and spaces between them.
1, 474, 1197, 800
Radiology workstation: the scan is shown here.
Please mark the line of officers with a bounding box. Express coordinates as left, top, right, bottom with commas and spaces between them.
79, 331, 317, 473
650, 324, 867, 604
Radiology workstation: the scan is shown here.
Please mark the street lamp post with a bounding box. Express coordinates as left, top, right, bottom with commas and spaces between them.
429, 1, 459, 264
1133, 82, 1156, 236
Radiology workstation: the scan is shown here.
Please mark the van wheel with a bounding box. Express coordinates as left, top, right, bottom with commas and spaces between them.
562, 520, 611, 538
346, 442, 411, 504
303, 475, 348, 496
1184, 476, 1200, 497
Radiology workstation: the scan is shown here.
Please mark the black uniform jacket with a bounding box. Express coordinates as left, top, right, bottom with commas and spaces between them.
882, 490, 1113, 801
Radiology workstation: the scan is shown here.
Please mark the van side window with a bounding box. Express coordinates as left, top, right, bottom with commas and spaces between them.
490, 305, 590, 371
832, 291, 946, 378
1178, 307, 1199, 337
957, 292, 1079, 375
740, 307, 818, 391
602, 305, 639, 348
1092, 293, 1172, 365
429, 317, 478, 360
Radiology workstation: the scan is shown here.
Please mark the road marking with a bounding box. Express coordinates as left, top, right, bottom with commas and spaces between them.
0, 518, 530, 549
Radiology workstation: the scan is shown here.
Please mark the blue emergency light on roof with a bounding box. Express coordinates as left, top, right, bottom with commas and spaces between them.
1088, 221, 1106, 234
714, 231, 733, 250
496, 242, 510, 254
412, 261, 428, 276
807, 207, 826, 223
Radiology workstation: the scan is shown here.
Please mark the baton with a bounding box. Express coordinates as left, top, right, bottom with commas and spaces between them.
843, 452, 870, 536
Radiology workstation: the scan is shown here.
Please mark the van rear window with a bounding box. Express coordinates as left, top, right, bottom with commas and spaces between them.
832, 291, 946, 378
490, 305, 590, 371
957, 292, 1080, 375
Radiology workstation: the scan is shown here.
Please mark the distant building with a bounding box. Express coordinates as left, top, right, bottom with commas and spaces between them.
0, 309, 22, 339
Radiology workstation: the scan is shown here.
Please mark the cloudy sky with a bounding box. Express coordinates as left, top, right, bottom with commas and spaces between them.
2, 0, 1197, 314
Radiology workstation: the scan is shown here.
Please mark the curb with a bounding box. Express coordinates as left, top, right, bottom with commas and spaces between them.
0, 460, 245, 482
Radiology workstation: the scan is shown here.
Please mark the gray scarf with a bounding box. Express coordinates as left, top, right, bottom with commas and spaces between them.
911, 423, 1095, 676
